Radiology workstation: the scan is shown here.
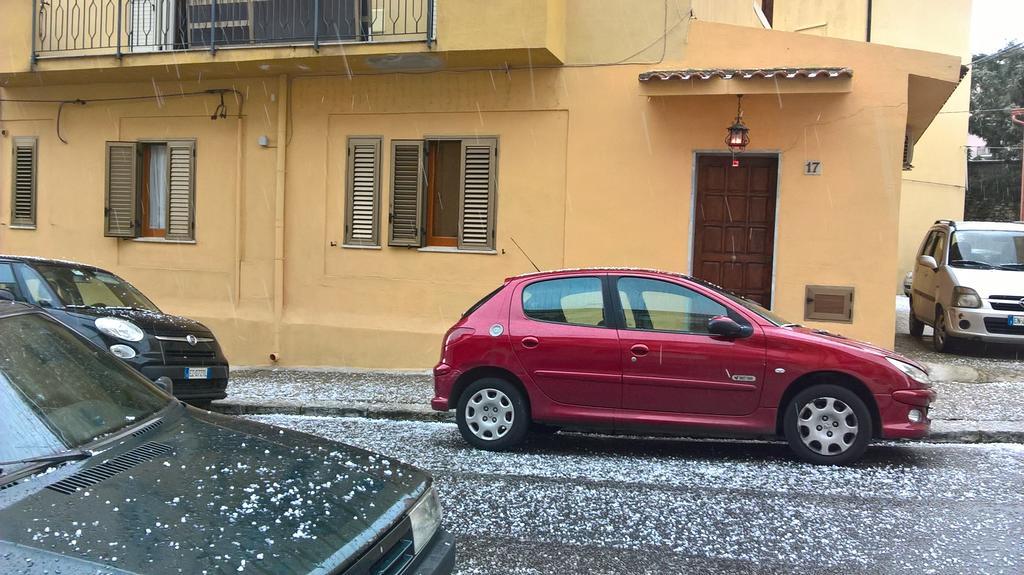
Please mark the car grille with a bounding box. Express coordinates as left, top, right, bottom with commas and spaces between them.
983, 317, 1024, 335
164, 349, 218, 361
989, 296, 1024, 312
369, 534, 415, 575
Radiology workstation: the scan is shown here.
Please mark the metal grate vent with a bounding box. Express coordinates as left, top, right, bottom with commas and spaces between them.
130, 419, 164, 437
46, 442, 173, 495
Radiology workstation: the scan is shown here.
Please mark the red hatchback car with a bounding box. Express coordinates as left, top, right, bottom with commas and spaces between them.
432, 269, 935, 465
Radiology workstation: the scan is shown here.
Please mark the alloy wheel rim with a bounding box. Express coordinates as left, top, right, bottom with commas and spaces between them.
797, 397, 858, 456
465, 388, 514, 440
935, 315, 946, 347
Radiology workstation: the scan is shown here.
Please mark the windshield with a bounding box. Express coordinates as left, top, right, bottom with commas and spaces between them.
31, 264, 160, 311
0, 313, 168, 471
949, 230, 1024, 269
689, 277, 790, 326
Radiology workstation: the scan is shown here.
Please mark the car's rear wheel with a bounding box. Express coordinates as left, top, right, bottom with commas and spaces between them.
783, 384, 872, 465
933, 307, 958, 353
456, 377, 529, 451
908, 300, 925, 337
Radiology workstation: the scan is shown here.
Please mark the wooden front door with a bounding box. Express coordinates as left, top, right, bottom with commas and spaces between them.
692, 156, 778, 306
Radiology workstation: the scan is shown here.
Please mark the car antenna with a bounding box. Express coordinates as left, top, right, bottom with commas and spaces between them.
510, 237, 541, 273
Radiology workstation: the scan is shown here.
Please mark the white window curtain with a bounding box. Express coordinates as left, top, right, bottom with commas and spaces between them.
148, 144, 169, 230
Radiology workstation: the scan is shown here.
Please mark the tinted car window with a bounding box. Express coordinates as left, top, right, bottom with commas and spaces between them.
16, 264, 58, 306
0, 313, 168, 465
0, 263, 20, 298
618, 277, 727, 334
32, 264, 159, 311
522, 277, 605, 327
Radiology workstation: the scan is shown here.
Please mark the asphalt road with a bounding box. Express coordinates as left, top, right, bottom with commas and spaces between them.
251, 415, 1024, 575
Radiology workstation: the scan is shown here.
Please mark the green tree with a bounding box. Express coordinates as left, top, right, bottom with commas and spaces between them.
969, 41, 1024, 161
966, 41, 1023, 221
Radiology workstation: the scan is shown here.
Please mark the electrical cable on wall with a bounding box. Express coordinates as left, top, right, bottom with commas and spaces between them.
0, 88, 245, 144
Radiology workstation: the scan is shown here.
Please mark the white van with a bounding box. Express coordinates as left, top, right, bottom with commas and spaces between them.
908, 220, 1024, 352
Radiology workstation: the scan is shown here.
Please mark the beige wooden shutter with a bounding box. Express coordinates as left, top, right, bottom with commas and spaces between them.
389, 140, 424, 247
104, 142, 139, 238
166, 141, 196, 241
10, 137, 38, 229
458, 138, 497, 251
345, 137, 381, 246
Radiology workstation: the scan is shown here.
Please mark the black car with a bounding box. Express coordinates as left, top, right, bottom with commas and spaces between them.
0, 303, 456, 575
0, 256, 228, 403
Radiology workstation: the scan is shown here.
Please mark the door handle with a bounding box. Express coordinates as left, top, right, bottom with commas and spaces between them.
630, 344, 649, 356
521, 336, 540, 349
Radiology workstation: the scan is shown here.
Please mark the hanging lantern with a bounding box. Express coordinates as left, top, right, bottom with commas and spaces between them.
725, 94, 750, 153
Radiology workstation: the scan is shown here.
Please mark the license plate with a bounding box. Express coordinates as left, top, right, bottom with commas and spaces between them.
186, 367, 210, 380
1010, 316, 1024, 327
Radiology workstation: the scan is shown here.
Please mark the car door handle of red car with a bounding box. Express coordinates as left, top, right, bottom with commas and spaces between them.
630, 344, 649, 356
521, 337, 540, 349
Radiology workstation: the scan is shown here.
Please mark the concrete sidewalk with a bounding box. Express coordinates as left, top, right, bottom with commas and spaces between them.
210, 367, 1024, 443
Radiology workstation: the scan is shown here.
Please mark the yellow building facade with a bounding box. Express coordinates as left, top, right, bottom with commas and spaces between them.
0, 0, 965, 368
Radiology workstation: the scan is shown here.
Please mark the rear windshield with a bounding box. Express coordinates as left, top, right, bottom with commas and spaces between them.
463, 285, 504, 317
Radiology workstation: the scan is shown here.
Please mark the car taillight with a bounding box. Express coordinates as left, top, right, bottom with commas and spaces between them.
444, 327, 475, 348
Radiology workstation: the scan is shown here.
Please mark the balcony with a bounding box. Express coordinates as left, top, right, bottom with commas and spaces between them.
33, 0, 435, 59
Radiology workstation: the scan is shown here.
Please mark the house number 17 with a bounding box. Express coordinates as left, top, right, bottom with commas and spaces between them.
804, 161, 822, 176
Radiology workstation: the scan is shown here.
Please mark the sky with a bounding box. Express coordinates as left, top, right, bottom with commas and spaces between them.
971, 0, 1024, 55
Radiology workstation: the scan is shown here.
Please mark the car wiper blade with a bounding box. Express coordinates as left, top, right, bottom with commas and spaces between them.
950, 259, 995, 269
780, 323, 802, 328
997, 263, 1024, 270
0, 449, 93, 474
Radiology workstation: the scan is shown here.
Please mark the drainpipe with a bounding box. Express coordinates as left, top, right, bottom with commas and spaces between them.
865, 0, 873, 42
1012, 108, 1024, 221
272, 74, 288, 363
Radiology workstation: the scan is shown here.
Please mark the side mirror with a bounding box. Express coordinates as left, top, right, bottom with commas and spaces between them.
917, 255, 937, 270
0, 289, 15, 302
708, 316, 753, 339
154, 376, 174, 396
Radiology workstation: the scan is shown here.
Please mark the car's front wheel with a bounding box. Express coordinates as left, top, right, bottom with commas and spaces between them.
456, 377, 529, 451
908, 300, 925, 338
933, 307, 958, 353
783, 384, 872, 465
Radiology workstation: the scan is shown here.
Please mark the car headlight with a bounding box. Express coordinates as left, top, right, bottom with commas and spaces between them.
408, 486, 442, 554
885, 357, 931, 386
952, 286, 982, 309
95, 317, 145, 342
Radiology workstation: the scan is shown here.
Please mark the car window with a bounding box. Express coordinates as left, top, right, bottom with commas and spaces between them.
0, 264, 21, 299
950, 230, 1024, 268
617, 277, 728, 334
32, 265, 159, 311
0, 313, 168, 466
920, 231, 935, 257
522, 277, 605, 327
929, 232, 947, 264
15, 264, 58, 307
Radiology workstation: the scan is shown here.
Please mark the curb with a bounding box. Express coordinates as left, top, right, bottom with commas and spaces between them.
208, 402, 1024, 444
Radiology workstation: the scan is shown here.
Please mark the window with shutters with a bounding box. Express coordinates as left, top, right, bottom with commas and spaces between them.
388, 137, 497, 252
10, 137, 38, 229
344, 137, 381, 247
104, 140, 196, 241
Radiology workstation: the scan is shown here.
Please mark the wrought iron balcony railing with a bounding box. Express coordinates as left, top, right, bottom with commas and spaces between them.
33, 0, 435, 59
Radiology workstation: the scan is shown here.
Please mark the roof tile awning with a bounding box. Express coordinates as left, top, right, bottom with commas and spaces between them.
639, 67, 853, 82
638, 67, 854, 97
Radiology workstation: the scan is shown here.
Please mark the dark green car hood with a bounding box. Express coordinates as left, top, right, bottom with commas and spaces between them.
0, 406, 430, 575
